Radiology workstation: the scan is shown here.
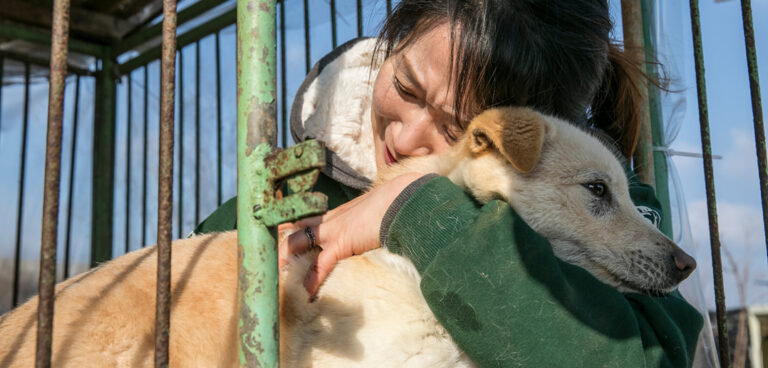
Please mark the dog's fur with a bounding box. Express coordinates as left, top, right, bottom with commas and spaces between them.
0, 107, 694, 367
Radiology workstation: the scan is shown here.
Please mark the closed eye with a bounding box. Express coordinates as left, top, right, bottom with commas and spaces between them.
393, 75, 418, 100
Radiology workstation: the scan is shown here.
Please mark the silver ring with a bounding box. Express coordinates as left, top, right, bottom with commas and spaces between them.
304, 226, 317, 250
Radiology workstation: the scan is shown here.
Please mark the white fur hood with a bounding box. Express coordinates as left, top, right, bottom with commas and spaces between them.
290, 38, 384, 190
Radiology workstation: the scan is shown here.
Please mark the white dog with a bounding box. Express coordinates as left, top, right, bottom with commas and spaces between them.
0, 107, 695, 367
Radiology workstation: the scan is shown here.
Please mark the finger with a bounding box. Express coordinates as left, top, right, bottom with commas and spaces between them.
285, 223, 327, 256
304, 248, 340, 300
293, 215, 324, 229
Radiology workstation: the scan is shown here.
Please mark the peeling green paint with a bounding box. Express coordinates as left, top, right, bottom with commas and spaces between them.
236, 2, 326, 365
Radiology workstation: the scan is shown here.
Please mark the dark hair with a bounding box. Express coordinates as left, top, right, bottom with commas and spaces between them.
376, 0, 656, 158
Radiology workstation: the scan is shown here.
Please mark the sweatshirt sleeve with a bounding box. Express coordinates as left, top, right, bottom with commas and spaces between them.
382, 175, 703, 367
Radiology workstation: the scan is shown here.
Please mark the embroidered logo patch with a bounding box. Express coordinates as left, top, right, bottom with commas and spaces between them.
636, 205, 661, 228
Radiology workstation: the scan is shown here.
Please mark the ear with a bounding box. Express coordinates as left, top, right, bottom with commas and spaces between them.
468, 107, 546, 173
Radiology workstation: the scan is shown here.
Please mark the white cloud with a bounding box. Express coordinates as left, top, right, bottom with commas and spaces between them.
686, 199, 768, 309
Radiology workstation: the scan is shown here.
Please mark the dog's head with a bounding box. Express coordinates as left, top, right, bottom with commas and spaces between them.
459, 107, 696, 295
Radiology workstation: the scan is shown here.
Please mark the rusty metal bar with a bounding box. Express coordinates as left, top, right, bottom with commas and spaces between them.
236, 0, 278, 364
178, 50, 184, 239
155, 0, 177, 365
12, 62, 31, 308
330, 0, 337, 48
125, 73, 133, 254
64, 75, 81, 279
303, 0, 310, 73
141, 65, 149, 247
357, 0, 363, 37
689, 0, 729, 366
621, 0, 654, 187
215, 32, 223, 205
194, 40, 201, 225
738, 0, 768, 263
37, 0, 71, 366
280, 0, 287, 148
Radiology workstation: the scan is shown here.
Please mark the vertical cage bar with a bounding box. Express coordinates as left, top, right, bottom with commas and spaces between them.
178, 51, 184, 238
64, 75, 81, 279
155, 0, 177, 365
303, 0, 310, 73
738, 0, 768, 261
37, 0, 71, 365
689, 0, 729, 366
125, 73, 132, 254
91, 55, 117, 266
330, 0, 337, 48
0, 56, 4, 132
386, 0, 391, 16
280, 0, 287, 148
621, 0, 654, 187
12, 62, 31, 308
236, 0, 278, 365
356, 0, 363, 37
194, 40, 201, 226
215, 32, 223, 205
141, 66, 149, 247
640, 0, 673, 237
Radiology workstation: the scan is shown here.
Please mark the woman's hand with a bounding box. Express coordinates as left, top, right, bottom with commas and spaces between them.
281, 172, 425, 299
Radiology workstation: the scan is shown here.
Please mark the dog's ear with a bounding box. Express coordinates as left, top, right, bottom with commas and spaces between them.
468, 107, 546, 173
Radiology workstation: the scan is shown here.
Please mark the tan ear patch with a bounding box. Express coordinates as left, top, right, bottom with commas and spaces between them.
466, 107, 546, 173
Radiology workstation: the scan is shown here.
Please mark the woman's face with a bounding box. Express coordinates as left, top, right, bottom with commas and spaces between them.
371, 23, 463, 171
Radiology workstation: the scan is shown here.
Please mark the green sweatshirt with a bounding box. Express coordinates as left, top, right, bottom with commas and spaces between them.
195, 171, 702, 367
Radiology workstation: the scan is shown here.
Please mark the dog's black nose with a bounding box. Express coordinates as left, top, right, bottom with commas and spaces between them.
672, 248, 696, 276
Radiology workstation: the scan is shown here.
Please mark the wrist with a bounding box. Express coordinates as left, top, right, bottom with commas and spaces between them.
379, 173, 440, 247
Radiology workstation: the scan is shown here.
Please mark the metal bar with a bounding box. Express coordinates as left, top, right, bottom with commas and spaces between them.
237, 0, 278, 365
118, 8, 236, 76
215, 32, 222, 206
0, 56, 3, 133
178, 51, 184, 239
155, 0, 177, 365
125, 73, 132, 254
141, 65, 149, 248
280, 0, 287, 148
115, 0, 227, 56
37, 1, 70, 366
621, 0, 654, 187
330, 0, 337, 48
689, 0, 729, 366
356, 0, 363, 37
194, 40, 201, 226
738, 0, 768, 264
91, 55, 117, 267
0, 22, 109, 58
12, 62, 31, 308
64, 75, 81, 279
640, 0, 672, 237
386, 0, 391, 16
303, 0, 310, 73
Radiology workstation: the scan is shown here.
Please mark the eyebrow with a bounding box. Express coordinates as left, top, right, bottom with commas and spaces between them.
397, 55, 457, 119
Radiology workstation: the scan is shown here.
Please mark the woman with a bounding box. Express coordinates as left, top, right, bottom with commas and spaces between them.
196, 0, 703, 366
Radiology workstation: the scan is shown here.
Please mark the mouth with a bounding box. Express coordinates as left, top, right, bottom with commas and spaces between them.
384, 146, 398, 165
585, 252, 675, 295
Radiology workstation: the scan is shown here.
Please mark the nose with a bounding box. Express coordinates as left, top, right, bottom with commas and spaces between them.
392, 111, 445, 157
671, 247, 696, 277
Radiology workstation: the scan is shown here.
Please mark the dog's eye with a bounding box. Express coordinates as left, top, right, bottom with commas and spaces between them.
583, 182, 607, 197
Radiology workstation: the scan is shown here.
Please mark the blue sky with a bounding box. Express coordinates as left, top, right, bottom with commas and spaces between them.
0, 0, 765, 312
